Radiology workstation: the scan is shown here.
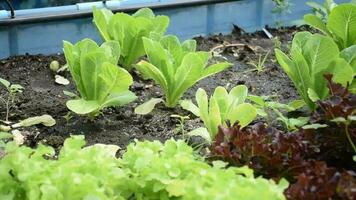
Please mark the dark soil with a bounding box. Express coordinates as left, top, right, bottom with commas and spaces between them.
0, 26, 302, 150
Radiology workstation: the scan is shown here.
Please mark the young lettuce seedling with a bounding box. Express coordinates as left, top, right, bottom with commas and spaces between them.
181, 85, 257, 142
275, 32, 354, 110
0, 78, 23, 122
93, 7, 169, 70
248, 95, 308, 131
134, 35, 231, 114
63, 39, 137, 118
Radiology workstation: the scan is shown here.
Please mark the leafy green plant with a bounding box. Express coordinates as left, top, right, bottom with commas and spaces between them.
181, 85, 257, 141
275, 32, 354, 110
0, 78, 24, 122
272, 0, 292, 14
63, 38, 136, 118
306, 0, 337, 21
247, 51, 270, 73
0, 136, 288, 200
93, 7, 169, 69
248, 95, 308, 131
121, 138, 288, 200
304, 3, 356, 50
134, 35, 231, 113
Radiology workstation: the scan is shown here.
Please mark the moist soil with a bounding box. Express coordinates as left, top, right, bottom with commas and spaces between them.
0, 26, 303, 150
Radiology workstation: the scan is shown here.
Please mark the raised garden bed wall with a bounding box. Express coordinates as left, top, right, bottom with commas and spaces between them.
0, 0, 349, 59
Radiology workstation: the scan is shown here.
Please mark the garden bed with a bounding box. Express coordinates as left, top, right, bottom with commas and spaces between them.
1, 1, 356, 198
0, 26, 301, 149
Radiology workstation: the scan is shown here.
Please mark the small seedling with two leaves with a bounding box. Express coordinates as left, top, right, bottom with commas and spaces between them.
0, 78, 24, 122
170, 114, 190, 140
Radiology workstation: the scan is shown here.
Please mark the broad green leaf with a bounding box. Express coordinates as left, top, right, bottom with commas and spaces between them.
267, 102, 296, 111
187, 127, 211, 143
288, 99, 306, 110
307, 88, 321, 102
180, 100, 200, 117
302, 34, 338, 75
291, 31, 313, 53
340, 45, 356, 71
290, 49, 312, 107
208, 97, 222, 137
99, 62, 133, 100
63, 90, 78, 98
229, 85, 248, 105
202, 62, 231, 79
327, 4, 356, 49
212, 86, 230, 119
288, 117, 309, 128
0, 78, 10, 88
133, 7, 155, 18
134, 98, 164, 115
326, 58, 354, 87
168, 52, 208, 106
247, 95, 266, 106
80, 52, 106, 100
0, 132, 12, 139
331, 117, 347, 123
136, 61, 168, 93
167, 180, 186, 197
92, 7, 113, 41
182, 40, 197, 52
228, 103, 257, 128
12, 115, 56, 128
83, 143, 120, 158
66, 99, 100, 115
302, 123, 328, 129
196, 88, 210, 129
142, 37, 173, 81
160, 35, 187, 68
304, 14, 331, 36
275, 49, 297, 83
100, 41, 121, 65
103, 91, 137, 107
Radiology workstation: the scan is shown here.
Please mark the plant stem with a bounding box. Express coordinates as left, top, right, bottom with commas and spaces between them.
5, 96, 10, 122
345, 124, 356, 153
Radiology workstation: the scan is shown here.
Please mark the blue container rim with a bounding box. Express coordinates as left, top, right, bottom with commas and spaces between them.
0, 0, 237, 26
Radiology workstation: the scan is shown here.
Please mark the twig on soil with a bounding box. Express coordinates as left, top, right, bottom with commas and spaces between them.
210, 43, 246, 53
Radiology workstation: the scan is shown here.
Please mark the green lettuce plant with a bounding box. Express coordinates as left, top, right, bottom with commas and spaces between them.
134, 35, 231, 114
248, 95, 308, 131
0, 136, 288, 200
304, 3, 356, 50
93, 7, 169, 69
275, 32, 354, 110
306, 0, 337, 21
63, 38, 136, 118
181, 85, 257, 141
